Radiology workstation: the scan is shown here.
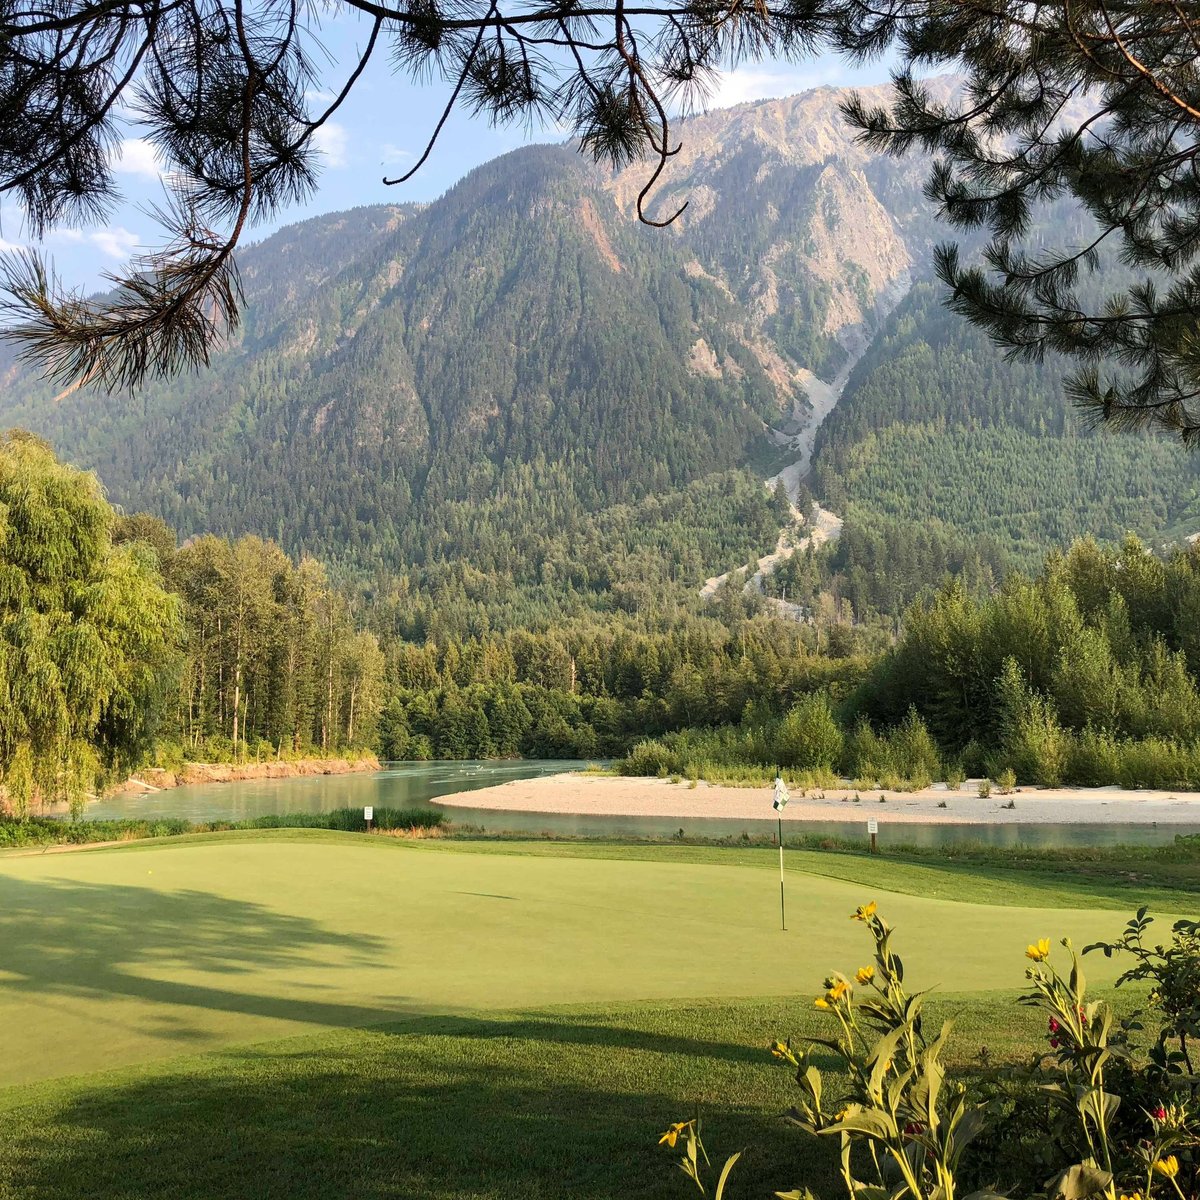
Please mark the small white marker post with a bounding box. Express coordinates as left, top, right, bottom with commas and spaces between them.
867, 818, 879, 855
772, 773, 790, 930
364, 805, 374, 832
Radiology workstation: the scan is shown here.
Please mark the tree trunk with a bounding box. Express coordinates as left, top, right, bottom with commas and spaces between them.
323, 605, 334, 752
232, 636, 242, 753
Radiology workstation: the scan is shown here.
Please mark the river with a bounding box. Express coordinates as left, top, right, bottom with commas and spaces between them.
79, 761, 1200, 848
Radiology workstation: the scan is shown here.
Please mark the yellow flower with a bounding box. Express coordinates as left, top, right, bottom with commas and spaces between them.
1153, 1156, 1179, 1180
1118, 1193, 1143, 1200
813, 997, 830, 1009
1025, 938, 1051, 962
855, 966, 875, 985
826, 979, 850, 1002
770, 1040, 796, 1063
851, 901, 878, 922
658, 1121, 688, 1148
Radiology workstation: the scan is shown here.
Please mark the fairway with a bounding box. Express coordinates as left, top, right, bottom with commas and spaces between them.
0, 831, 1152, 1088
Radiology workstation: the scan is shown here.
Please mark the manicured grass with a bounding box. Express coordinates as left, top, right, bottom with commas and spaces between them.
428, 836, 1200, 911
0, 992, 1116, 1200
0, 831, 1163, 1088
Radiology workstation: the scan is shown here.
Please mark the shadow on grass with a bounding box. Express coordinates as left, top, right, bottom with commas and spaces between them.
0, 873, 831, 1074
0, 1024, 836, 1200
0, 875, 403, 1029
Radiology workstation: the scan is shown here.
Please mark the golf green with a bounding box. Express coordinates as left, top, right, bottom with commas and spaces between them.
0, 832, 1142, 1087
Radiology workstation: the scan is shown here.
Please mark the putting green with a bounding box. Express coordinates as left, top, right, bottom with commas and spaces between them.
0, 833, 1139, 1087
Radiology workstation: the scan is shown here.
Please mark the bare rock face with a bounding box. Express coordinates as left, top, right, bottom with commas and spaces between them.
802, 163, 912, 333
604, 78, 951, 356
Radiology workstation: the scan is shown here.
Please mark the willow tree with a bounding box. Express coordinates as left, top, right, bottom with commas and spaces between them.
0, 432, 182, 817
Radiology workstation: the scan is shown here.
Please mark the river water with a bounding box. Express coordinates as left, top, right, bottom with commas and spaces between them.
79, 761, 1200, 849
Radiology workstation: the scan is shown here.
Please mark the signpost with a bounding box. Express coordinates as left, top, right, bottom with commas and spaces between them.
867, 818, 878, 854
772, 774, 789, 930
364, 805, 374, 832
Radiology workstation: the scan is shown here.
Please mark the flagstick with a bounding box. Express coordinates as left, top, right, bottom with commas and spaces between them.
778, 815, 786, 931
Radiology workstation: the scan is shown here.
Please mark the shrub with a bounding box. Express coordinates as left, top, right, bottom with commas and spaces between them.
888, 707, 941, 784
1066, 727, 1123, 787
620, 739, 683, 777
775, 693, 844, 772
1086, 907, 1200, 1077
978, 777, 992, 798
997, 657, 1068, 784
996, 766, 1017, 794
244, 807, 444, 832
843, 719, 889, 782
944, 762, 966, 789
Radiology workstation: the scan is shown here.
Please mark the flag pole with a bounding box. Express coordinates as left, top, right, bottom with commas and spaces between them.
773, 767, 788, 931
778, 813, 786, 931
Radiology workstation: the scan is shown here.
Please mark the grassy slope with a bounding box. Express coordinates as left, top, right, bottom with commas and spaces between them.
0, 993, 1084, 1200
0, 832, 1171, 1089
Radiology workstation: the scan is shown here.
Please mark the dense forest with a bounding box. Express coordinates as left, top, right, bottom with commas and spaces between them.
6, 82, 1200, 807
811, 284, 1200, 570
10, 432, 1200, 812
0, 435, 385, 816
623, 538, 1200, 791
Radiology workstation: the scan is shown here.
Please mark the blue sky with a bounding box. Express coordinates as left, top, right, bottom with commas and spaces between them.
0, 14, 895, 291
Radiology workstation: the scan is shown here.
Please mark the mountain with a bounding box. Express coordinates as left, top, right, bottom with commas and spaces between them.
2, 75, 1196, 630
0, 82, 929, 564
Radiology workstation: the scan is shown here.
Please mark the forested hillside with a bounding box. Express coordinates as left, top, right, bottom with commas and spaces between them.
3, 78, 1198, 642
0, 82, 936, 623
769, 279, 1200, 626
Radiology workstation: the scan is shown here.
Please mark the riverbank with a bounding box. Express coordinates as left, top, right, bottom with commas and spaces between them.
121, 755, 381, 794
436, 772, 1200, 826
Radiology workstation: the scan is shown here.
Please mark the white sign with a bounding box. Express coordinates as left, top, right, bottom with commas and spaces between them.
867, 819, 879, 835
364, 806, 374, 822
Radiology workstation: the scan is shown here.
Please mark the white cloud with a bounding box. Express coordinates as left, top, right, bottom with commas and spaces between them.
380, 142, 414, 167
706, 65, 841, 110
0, 236, 26, 253
312, 121, 349, 168
90, 226, 141, 259
113, 137, 165, 179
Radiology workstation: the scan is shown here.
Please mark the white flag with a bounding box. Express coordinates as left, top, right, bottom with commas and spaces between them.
772, 775, 790, 812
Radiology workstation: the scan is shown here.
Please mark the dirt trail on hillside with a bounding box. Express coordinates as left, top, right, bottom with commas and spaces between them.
700, 341, 859, 608
701, 270, 918, 614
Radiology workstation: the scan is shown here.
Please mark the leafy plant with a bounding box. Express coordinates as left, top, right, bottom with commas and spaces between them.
1086, 909, 1200, 1079
665, 906, 1199, 1200
657, 1119, 741, 1199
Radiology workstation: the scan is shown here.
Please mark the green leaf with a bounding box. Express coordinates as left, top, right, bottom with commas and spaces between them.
822, 1108, 898, 1141
714, 1151, 741, 1200
801, 1064, 823, 1109
1043, 1162, 1113, 1199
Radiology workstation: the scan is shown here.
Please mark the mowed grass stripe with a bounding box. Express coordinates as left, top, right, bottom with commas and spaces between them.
0, 831, 1154, 1087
